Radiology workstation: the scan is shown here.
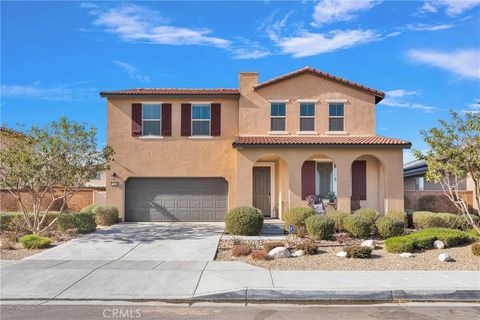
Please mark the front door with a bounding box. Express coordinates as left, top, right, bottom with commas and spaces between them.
253, 167, 271, 216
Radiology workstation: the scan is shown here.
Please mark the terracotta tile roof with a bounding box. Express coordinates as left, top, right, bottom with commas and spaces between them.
0, 127, 24, 137
100, 88, 240, 97
233, 135, 411, 148
254, 67, 385, 103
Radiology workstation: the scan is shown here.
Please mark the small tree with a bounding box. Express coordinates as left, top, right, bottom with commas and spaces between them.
0, 117, 114, 233
413, 110, 480, 233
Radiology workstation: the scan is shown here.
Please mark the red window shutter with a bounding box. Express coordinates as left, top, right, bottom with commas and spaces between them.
131, 103, 142, 136
181, 103, 191, 136
211, 103, 221, 136
352, 160, 367, 200
301, 161, 316, 200
161, 103, 172, 136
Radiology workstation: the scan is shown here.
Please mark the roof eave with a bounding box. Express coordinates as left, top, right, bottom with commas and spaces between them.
99, 93, 241, 99
233, 143, 411, 149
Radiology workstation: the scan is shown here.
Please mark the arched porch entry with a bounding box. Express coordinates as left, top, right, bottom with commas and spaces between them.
350, 154, 386, 213
301, 154, 338, 203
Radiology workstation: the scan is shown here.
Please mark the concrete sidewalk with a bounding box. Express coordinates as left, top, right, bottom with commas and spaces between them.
1, 260, 479, 302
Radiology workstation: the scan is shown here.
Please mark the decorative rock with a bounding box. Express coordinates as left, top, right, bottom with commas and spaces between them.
433, 240, 445, 249
438, 253, 454, 262
292, 250, 305, 257
399, 252, 415, 258
361, 240, 376, 250
268, 247, 291, 259
336, 251, 347, 258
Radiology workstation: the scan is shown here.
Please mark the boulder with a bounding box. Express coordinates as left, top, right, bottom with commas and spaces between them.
268, 247, 291, 259
336, 251, 347, 258
433, 240, 445, 249
292, 250, 305, 257
438, 253, 454, 262
361, 240, 376, 250
399, 252, 415, 258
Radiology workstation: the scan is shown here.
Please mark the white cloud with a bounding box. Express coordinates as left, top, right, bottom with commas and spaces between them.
113, 60, 150, 82
276, 29, 379, 58
385, 89, 421, 98
407, 49, 480, 79
87, 3, 230, 48
311, 0, 381, 26
1, 82, 97, 100
403, 23, 455, 31
380, 89, 437, 112
419, 0, 480, 16
463, 100, 480, 113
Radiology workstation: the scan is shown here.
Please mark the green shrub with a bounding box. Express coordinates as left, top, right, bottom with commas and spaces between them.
263, 241, 285, 253
413, 211, 445, 229
343, 215, 372, 238
408, 232, 436, 250
472, 242, 480, 256
354, 208, 378, 223
325, 211, 350, 232
344, 245, 372, 259
19, 234, 51, 249
375, 217, 405, 239
385, 236, 415, 253
232, 244, 253, 257
0, 212, 61, 232
283, 207, 315, 236
470, 228, 480, 237
305, 215, 335, 240
436, 212, 470, 230
0, 213, 19, 232
295, 239, 318, 255
57, 212, 97, 234
423, 228, 474, 247
80, 204, 98, 213
385, 210, 408, 225
225, 207, 264, 236
93, 205, 119, 226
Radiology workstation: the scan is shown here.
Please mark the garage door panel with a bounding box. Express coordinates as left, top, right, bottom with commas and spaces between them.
125, 178, 228, 222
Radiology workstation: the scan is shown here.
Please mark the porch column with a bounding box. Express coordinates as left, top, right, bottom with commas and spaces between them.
384, 155, 404, 211
287, 159, 303, 209
336, 158, 352, 212
236, 151, 254, 207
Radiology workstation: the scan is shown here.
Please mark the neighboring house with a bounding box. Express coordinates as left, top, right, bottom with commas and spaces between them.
101, 67, 411, 222
85, 171, 107, 206
404, 159, 478, 212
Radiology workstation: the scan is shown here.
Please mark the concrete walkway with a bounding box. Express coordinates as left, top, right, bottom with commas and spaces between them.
1, 260, 479, 302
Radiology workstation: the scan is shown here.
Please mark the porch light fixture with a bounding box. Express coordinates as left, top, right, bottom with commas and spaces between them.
110, 172, 119, 187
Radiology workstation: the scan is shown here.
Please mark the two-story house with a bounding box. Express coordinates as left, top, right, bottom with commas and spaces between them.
101, 67, 411, 222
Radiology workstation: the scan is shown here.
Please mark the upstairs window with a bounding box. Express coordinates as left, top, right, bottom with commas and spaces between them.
415, 176, 425, 191
142, 104, 161, 136
328, 103, 344, 131
300, 103, 315, 131
271, 103, 286, 131
192, 104, 211, 136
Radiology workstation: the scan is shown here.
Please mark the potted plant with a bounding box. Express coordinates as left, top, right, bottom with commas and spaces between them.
325, 191, 336, 203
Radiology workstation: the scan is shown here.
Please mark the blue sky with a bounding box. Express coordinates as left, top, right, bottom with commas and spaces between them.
1, 1, 479, 163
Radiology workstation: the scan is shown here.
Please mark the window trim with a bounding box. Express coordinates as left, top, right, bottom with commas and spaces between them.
270, 102, 287, 132
141, 103, 162, 137
299, 102, 316, 132
328, 102, 345, 132
191, 103, 211, 136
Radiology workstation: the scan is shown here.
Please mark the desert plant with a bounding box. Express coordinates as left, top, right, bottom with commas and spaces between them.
19, 234, 51, 249
80, 204, 98, 213
412, 211, 445, 229
232, 244, 253, 257
57, 212, 97, 234
385, 210, 408, 225
305, 215, 335, 240
354, 208, 378, 223
93, 205, 119, 226
263, 241, 285, 253
375, 217, 405, 239
326, 211, 350, 232
225, 207, 264, 236
283, 207, 315, 236
344, 245, 372, 259
343, 215, 372, 238
295, 239, 318, 255
471, 242, 480, 256
436, 212, 470, 230
250, 250, 270, 261
57, 213, 78, 233
385, 236, 415, 253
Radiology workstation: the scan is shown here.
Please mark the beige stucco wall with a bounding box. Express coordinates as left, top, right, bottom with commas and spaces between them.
466, 174, 479, 211
106, 97, 239, 219
239, 73, 376, 135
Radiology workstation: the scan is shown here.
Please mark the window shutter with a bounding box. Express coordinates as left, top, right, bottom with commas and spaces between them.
181, 103, 191, 136
352, 160, 367, 200
131, 103, 142, 136
161, 103, 172, 136
301, 161, 316, 200
211, 103, 221, 136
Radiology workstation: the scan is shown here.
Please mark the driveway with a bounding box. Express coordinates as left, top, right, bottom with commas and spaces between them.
25, 222, 225, 261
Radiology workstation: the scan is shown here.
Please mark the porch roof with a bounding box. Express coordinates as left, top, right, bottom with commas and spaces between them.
233, 135, 411, 149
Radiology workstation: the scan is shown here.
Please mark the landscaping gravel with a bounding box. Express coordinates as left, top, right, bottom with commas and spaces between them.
216, 242, 480, 271
0, 248, 43, 260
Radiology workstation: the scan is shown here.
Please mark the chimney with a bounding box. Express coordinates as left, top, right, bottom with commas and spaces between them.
238, 72, 258, 94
